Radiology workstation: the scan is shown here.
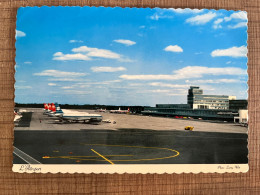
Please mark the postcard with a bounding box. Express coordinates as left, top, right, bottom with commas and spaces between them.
13, 7, 248, 173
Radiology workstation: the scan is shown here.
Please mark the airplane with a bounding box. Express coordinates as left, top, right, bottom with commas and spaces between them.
43, 103, 54, 115
43, 103, 103, 123
109, 107, 130, 114
14, 111, 22, 122
47, 104, 64, 117
43, 103, 52, 115
95, 108, 106, 112
42, 103, 60, 117
59, 110, 103, 123
42, 102, 63, 117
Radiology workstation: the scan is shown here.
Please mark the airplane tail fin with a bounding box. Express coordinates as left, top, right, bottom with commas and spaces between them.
55, 102, 61, 111
48, 103, 52, 111
51, 103, 56, 112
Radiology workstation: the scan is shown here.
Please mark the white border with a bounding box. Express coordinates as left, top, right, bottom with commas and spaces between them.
13, 164, 248, 174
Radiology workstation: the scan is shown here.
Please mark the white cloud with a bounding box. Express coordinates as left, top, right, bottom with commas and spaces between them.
15, 86, 32, 89
167, 93, 187, 96
53, 52, 91, 61
91, 66, 126, 72
212, 11, 247, 30
150, 13, 173, 20
72, 46, 121, 59
173, 66, 247, 78
139, 25, 145, 29
150, 13, 159, 20
69, 40, 83, 43
53, 52, 63, 56
128, 83, 144, 87
113, 39, 136, 46
48, 83, 57, 86
185, 79, 242, 84
76, 80, 122, 88
87, 80, 122, 84
226, 61, 232, 64
171, 8, 203, 14
48, 78, 85, 82
164, 45, 183, 53
120, 74, 177, 80
24, 61, 32, 64
224, 11, 247, 22
213, 18, 224, 29
149, 83, 189, 88
61, 86, 74, 89
120, 66, 247, 81
211, 46, 247, 58
186, 12, 217, 25
145, 89, 187, 96
63, 90, 91, 95
53, 46, 129, 62
16, 30, 26, 38
34, 70, 86, 77
150, 9, 203, 21
149, 89, 171, 93
228, 22, 247, 29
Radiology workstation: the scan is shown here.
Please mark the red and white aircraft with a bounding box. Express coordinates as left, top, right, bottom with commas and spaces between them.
43, 103, 103, 123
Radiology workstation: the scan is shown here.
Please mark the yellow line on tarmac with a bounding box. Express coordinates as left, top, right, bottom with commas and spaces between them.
91, 149, 114, 165
81, 143, 180, 162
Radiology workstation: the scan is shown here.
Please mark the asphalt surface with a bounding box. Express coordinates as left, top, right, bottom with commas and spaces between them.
14, 108, 248, 134
13, 129, 248, 164
15, 112, 32, 127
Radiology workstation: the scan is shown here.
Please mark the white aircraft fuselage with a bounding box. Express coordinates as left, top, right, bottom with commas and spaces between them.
59, 109, 103, 122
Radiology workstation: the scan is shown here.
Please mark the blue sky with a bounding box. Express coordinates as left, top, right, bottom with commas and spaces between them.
15, 7, 248, 106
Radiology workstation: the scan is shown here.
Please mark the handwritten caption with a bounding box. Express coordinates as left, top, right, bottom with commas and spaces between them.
217, 165, 240, 170
19, 164, 41, 172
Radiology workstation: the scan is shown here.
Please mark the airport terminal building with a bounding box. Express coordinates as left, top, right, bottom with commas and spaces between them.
187, 86, 236, 110
142, 86, 248, 122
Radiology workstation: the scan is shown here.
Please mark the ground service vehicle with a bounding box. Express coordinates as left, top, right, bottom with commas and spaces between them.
185, 126, 194, 131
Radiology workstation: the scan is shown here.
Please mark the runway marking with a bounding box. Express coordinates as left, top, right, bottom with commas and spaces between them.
91, 149, 114, 165
80, 143, 180, 162
41, 145, 180, 163
42, 154, 133, 160
13, 147, 41, 164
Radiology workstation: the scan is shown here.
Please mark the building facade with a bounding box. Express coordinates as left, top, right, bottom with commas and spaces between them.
142, 86, 247, 122
229, 100, 248, 111
187, 86, 236, 110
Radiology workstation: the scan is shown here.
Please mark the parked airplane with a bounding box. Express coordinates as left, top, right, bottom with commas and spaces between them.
43, 103, 52, 115
109, 107, 130, 114
14, 111, 22, 122
43, 103, 103, 123
47, 104, 64, 117
95, 108, 106, 112
59, 110, 103, 123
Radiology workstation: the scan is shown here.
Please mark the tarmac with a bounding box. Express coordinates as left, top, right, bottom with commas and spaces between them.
14, 108, 248, 134
13, 108, 248, 164
14, 129, 248, 164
